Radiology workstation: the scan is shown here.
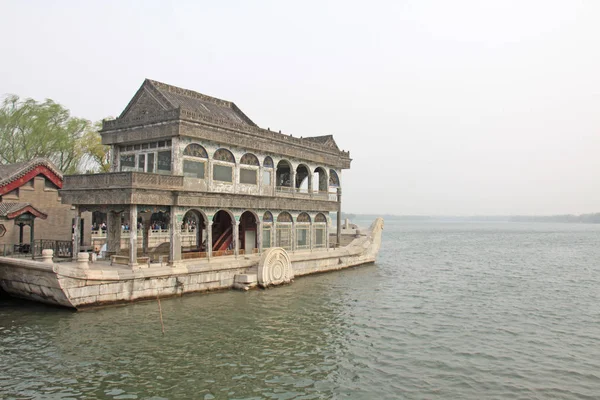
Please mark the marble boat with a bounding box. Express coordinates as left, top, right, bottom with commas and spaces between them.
0, 79, 384, 309
0, 219, 382, 309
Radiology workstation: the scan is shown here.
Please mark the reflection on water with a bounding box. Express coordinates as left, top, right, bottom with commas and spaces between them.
2, 221, 600, 399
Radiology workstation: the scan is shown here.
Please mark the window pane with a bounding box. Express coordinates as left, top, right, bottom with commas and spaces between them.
183, 160, 205, 178
262, 228, 271, 248
120, 154, 135, 171
147, 153, 155, 172
157, 151, 171, 172
315, 227, 325, 248
276, 226, 292, 250
263, 170, 271, 185
138, 154, 145, 171
213, 164, 233, 182
240, 168, 257, 185
296, 227, 309, 248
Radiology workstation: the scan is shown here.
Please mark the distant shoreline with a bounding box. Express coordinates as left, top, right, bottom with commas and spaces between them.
340, 213, 600, 224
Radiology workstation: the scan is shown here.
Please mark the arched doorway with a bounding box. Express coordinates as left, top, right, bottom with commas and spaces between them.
296, 164, 311, 193
239, 211, 258, 254
212, 210, 234, 255
329, 169, 340, 200
313, 167, 328, 194
276, 160, 292, 192
182, 209, 206, 252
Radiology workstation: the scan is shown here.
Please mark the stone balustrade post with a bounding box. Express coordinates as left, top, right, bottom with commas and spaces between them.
42, 249, 53, 264
77, 252, 89, 270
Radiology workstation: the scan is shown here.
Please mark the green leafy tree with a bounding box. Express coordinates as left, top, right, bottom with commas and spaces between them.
0, 94, 111, 174
0, 94, 92, 173
81, 120, 111, 173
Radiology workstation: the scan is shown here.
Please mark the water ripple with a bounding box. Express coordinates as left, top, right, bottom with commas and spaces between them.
2, 221, 600, 399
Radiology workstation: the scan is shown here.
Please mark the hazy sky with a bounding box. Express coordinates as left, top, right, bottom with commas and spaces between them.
2, 0, 599, 215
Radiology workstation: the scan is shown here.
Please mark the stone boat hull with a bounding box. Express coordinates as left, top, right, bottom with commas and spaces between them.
0, 219, 383, 310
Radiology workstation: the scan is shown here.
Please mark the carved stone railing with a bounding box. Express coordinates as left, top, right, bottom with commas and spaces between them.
275, 186, 336, 202
64, 172, 184, 191
65, 173, 337, 201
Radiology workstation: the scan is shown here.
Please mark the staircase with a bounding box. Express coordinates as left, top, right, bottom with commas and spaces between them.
213, 226, 233, 251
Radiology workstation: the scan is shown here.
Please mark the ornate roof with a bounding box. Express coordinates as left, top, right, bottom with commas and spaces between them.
119, 79, 257, 127
0, 158, 63, 195
301, 135, 340, 151
102, 79, 352, 169
0, 202, 47, 220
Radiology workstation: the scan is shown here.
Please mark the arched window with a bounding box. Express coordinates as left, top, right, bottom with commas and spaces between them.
240, 153, 259, 185
263, 211, 274, 222
183, 144, 208, 178
213, 148, 235, 163
263, 157, 274, 186
276, 212, 293, 250
240, 153, 259, 166
263, 156, 274, 168
262, 211, 274, 249
315, 213, 327, 223
314, 213, 327, 249
277, 212, 293, 222
296, 212, 311, 249
297, 212, 311, 223
183, 144, 208, 158
213, 149, 235, 182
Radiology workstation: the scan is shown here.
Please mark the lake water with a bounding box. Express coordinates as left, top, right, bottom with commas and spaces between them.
2, 220, 600, 399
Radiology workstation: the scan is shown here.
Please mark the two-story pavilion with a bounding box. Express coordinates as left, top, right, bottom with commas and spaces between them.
60, 79, 351, 266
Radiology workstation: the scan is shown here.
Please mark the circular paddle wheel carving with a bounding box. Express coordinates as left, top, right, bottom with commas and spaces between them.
257, 247, 293, 287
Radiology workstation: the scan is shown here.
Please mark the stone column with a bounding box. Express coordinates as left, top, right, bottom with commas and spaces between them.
142, 219, 150, 255
257, 220, 262, 254
309, 222, 313, 251
337, 187, 342, 248
171, 137, 182, 175
291, 170, 296, 193
169, 213, 182, 265
110, 145, 120, 172
107, 210, 121, 256
326, 216, 330, 251
207, 221, 213, 260
233, 219, 239, 257
72, 206, 81, 260
129, 204, 138, 267
30, 221, 35, 260
207, 158, 213, 192
291, 222, 296, 252
234, 162, 239, 194
18, 223, 24, 246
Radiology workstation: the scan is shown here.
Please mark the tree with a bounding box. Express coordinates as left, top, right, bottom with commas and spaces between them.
0, 94, 106, 174
81, 120, 111, 173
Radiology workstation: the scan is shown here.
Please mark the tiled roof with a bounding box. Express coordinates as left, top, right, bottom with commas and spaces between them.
146, 79, 257, 127
0, 202, 47, 219
302, 135, 340, 151
0, 202, 29, 216
0, 158, 63, 188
